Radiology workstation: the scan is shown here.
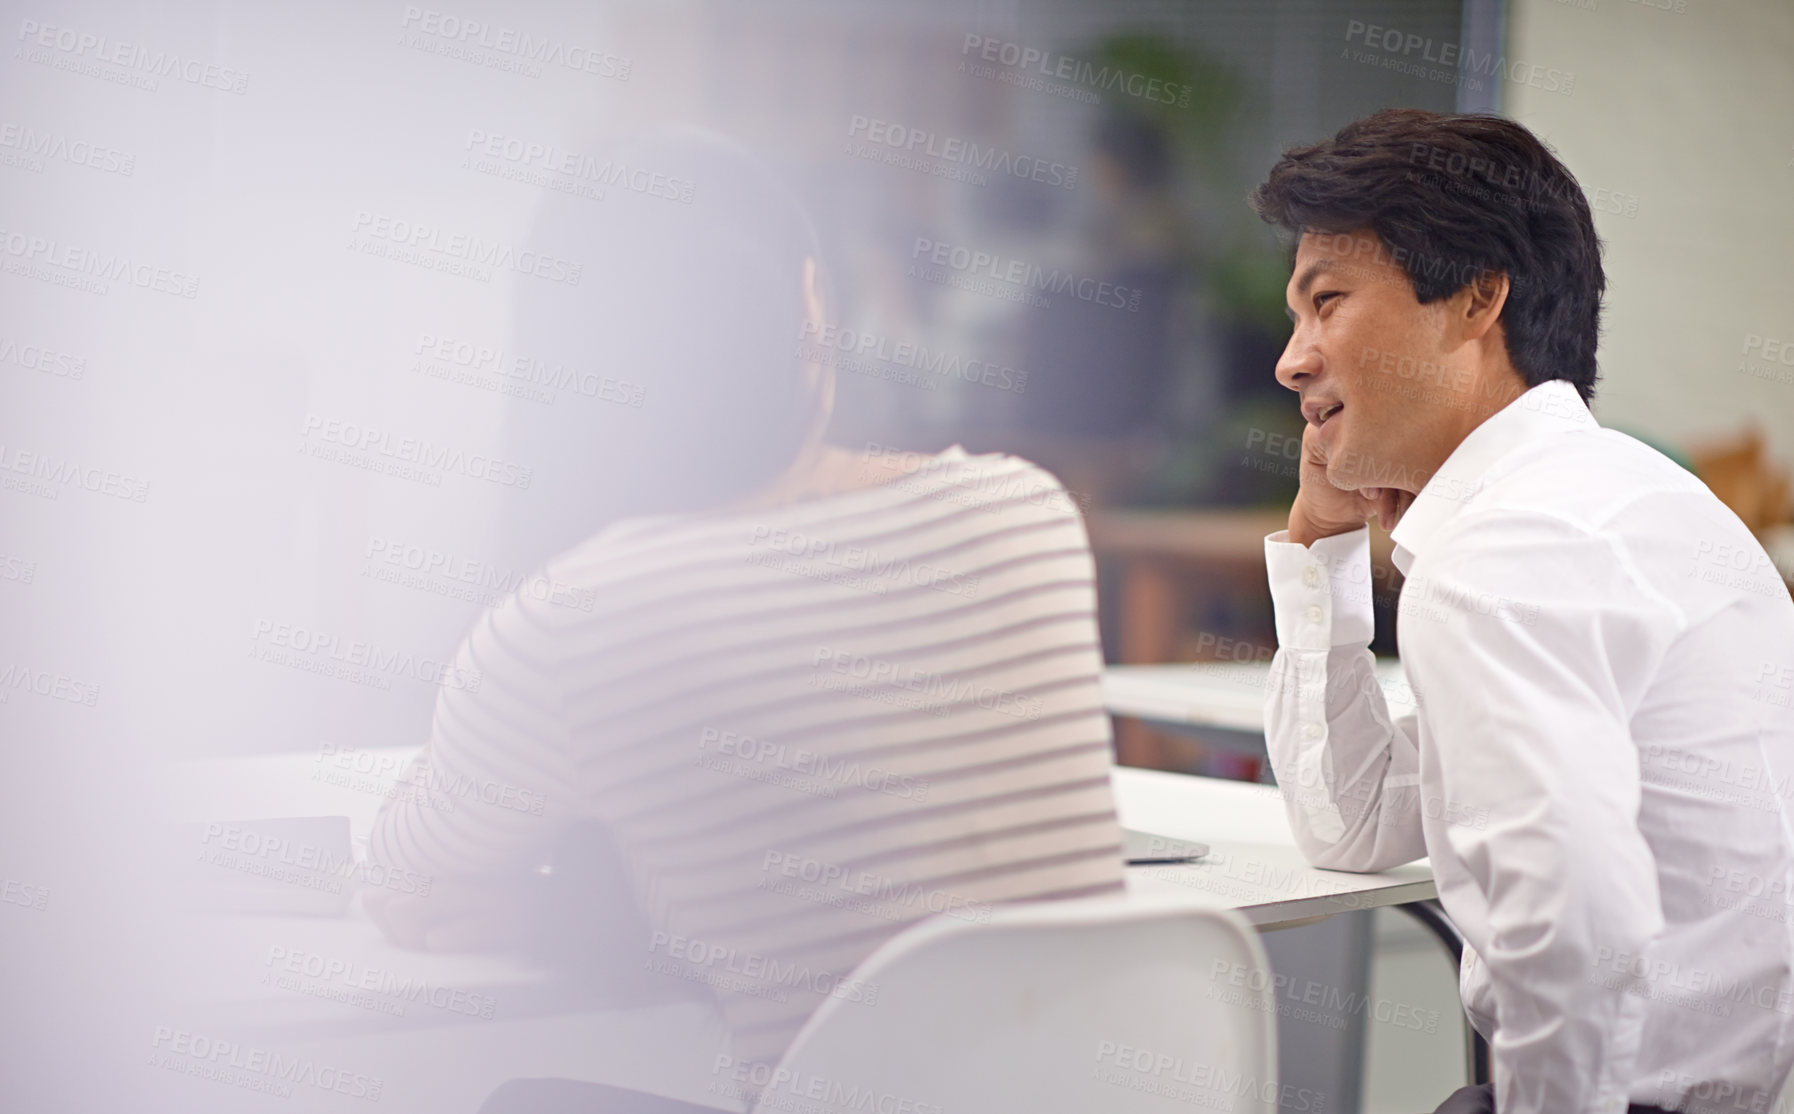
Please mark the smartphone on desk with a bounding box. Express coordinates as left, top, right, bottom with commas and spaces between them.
1122, 828, 1209, 865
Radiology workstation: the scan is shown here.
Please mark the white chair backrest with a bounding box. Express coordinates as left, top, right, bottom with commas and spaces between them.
747, 895, 1279, 1114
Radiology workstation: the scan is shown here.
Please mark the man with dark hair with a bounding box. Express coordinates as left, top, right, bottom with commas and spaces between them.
1248, 108, 1794, 1114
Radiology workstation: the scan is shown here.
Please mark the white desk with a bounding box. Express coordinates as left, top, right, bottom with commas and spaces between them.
161, 747, 1434, 934
1103, 659, 1477, 1091
156, 747, 736, 1111
1103, 658, 1416, 733
1115, 766, 1433, 929
1100, 662, 1436, 923
150, 750, 1436, 1112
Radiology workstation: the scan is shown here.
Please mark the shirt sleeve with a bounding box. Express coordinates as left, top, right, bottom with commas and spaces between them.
367, 605, 578, 880
1397, 510, 1677, 1114
1262, 526, 1427, 872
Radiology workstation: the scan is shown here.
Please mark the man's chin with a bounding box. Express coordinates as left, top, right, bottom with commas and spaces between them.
1324, 459, 1366, 493
1324, 442, 1391, 495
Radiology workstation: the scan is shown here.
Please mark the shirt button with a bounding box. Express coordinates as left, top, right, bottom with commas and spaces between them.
1303, 723, 1323, 739
1306, 605, 1324, 624
1303, 566, 1321, 588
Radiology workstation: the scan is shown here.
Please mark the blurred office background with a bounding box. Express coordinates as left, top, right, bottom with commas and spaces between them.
8, 0, 1788, 769
3, 1, 1792, 1111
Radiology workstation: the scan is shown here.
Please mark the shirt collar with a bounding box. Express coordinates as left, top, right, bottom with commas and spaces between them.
1387, 379, 1598, 575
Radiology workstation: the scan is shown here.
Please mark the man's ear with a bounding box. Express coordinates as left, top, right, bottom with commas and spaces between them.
1459, 270, 1510, 342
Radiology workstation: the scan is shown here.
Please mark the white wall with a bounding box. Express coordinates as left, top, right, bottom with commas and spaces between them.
1505, 0, 1794, 459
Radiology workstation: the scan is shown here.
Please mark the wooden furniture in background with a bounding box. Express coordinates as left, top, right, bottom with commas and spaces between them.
1689, 425, 1793, 536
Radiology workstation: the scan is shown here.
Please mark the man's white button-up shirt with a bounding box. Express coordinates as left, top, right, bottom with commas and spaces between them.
1264, 380, 1794, 1114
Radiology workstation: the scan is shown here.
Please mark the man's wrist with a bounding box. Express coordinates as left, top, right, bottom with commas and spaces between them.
1265, 526, 1376, 649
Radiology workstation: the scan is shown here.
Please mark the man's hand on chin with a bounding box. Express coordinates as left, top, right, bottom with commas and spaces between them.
1289, 421, 1416, 544
1363, 486, 1415, 531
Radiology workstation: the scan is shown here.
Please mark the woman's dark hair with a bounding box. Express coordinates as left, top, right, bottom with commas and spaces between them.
499, 129, 826, 564
1248, 108, 1604, 402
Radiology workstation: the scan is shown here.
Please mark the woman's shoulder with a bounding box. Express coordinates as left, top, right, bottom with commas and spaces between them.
531, 445, 1084, 591
857, 444, 1085, 518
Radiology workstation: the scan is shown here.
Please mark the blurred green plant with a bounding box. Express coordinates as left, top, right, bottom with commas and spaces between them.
1089, 32, 1292, 362
1090, 32, 1245, 170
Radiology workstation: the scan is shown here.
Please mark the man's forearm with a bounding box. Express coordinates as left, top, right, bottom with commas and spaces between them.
1262, 527, 1425, 869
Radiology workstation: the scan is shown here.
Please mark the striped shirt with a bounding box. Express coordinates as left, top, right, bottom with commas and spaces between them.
368, 446, 1125, 1079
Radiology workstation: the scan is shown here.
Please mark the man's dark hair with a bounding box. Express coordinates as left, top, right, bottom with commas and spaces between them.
1249, 108, 1605, 402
